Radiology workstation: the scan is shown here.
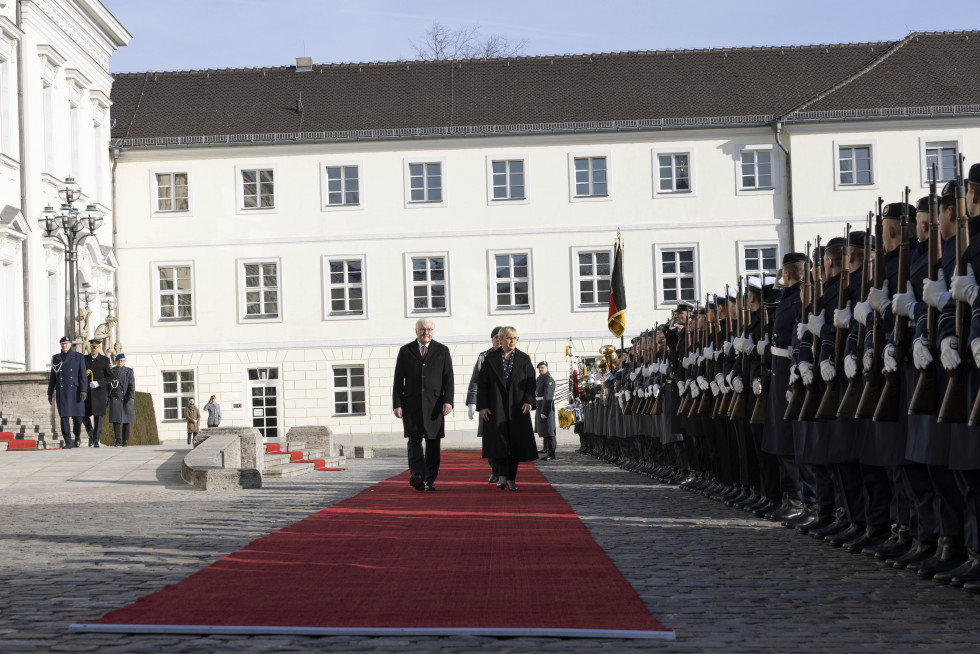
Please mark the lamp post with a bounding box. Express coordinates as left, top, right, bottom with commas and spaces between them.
38, 177, 104, 343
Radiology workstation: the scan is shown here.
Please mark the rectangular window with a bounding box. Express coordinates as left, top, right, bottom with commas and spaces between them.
658, 153, 691, 192
333, 366, 366, 415
573, 156, 608, 197
156, 172, 189, 211
740, 149, 773, 190
838, 146, 873, 186
327, 258, 365, 316
576, 250, 611, 307
490, 159, 525, 200
241, 168, 275, 209
408, 162, 442, 203
925, 143, 957, 183
743, 245, 778, 277
157, 264, 193, 322
162, 370, 194, 421
659, 247, 698, 306
324, 165, 359, 206
493, 253, 530, 310
241, 261, 280, 319
409, 255, 448, 313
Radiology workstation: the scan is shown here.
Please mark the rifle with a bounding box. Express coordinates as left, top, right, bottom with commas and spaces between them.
720, 282, 742, 416
730, 276, 750, 419
854, 203, 885, 417
647, 326, 661, 414
816, 224, 851, 419
686, 304, 703, 418
909, 166, 941, 415
712, 286, 731, 418
785, 241, 812, 419
696, 295, 715, 416
840, 210, 874, 417
750, 280, 771, 424
799, 236, 824, 421
875, 188, 912, 421
938, 154, 970, 423
676, 310, 694, 416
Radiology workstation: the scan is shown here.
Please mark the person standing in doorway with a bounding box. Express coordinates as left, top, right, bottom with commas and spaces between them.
185, 398, 201, 445
204, 395, 221, 428
393, 319, 455, 492
108, 354, 136, 447
47, 336, 87, 449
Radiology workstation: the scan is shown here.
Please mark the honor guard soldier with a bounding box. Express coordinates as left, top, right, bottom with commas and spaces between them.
82, 339, 113, 447
536, 361, 557, 460
47, 336, 88, 449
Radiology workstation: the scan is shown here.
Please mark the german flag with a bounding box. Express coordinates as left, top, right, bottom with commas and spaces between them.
608, 238, 626, 337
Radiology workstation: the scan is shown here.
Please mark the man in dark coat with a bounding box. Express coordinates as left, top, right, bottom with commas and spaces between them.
108, 354, 136, 446
536, 361, 557, 460
47, 336, 88, 448
82, 340, 112, 447
392, 319, 455, 491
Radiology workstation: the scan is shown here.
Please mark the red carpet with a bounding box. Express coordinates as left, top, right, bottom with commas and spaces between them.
71, 450, 673, 639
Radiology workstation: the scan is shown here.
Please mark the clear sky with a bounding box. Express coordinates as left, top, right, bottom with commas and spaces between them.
105, 0, 969, 73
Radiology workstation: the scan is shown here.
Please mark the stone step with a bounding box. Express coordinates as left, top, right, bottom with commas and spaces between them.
262, 461, 316, 478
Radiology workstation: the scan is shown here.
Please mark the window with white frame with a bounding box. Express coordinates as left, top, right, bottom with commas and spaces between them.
656, 245, 699, 307
573, 248, 612, 308
491, 251, 531, 312
740, 242, 780, 278
333, 366, 366, 415
155, 263, 194, 323
322, 164, 360, 207
325, 256, 366, 317
739, 148, 773, 190
924, 140, 958, 183
838, 145, 873, 186
162, 370, 194, 421
572, 156, 608, 197
489, 159, 526, 201
155, 171, 189, 212
656, 152, 692, 193
407, 254, 448, 314
239, 259, 281, 321
238, 167, 275, 210
407, 161, 442, 203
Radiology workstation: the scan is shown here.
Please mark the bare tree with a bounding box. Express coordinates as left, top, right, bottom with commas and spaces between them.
410, 21, 527, 60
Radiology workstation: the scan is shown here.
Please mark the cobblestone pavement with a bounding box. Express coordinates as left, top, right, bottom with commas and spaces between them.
1, 446, 978, 653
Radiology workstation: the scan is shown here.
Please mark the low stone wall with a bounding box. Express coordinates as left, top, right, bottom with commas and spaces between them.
181, 426, 263, 490
286, 425, 332, 455
0, 371, 57, 440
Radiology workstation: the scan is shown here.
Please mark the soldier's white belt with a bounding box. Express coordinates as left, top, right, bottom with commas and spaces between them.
536, 396, 544, 400
771, 346, 791, 359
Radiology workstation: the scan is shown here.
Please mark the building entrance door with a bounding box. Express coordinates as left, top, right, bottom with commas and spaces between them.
247, 368, 279, 440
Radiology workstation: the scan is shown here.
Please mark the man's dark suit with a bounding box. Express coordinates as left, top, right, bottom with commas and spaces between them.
392, 339, 454, 483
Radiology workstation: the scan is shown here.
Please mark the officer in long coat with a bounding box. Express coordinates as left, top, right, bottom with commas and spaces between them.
47, 336, 88, 448
82, 339, 112, 447
535, 361, 557, 459
108, 353, 136, 446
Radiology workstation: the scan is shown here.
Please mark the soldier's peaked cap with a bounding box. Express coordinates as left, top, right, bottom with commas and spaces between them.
826, 236, 847, 248
883, 203, 916, 220
916, 196, 930, 212
970, 163, 980, 184
782, 252, 807, 265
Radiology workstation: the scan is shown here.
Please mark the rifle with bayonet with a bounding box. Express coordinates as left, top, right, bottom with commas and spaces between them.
875, 188, 911, 421
840, 210, 874, 417
909, 167, 941, 415
855, 204, 885, 417
816, 224, 851, 419
750, 280, 772, 424
799, 236, 824, 421
785, 241, 812, 419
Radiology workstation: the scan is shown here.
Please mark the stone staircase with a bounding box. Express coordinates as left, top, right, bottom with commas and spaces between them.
263, 439, 346, 478
0, 412, 55, 449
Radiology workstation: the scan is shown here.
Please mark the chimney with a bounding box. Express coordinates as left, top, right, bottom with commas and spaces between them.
296, 57, 313, 72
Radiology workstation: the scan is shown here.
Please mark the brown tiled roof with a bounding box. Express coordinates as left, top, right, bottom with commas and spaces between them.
109, 31, 980, 142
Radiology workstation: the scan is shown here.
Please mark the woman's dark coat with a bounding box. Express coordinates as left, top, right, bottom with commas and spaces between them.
477, 348, 538, 462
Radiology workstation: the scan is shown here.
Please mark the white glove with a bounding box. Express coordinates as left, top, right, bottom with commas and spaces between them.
653, 384, 661, 398
709, 381, 719, 397
786, 389, 794, 402
834, 302, 852, 329
704, 344, 715, 359
882, 344, 898, 373
732, 376, 744, 394
678, 380, 687, 394
752, 378, 763, 396
951, 264, 980, 305
89, 380, 99, 389
624, 390, 632, 401
642, 363, 653, 378
867, 281, 891, 314
659, 362, 669, 374
742, 335, 755, 353
690, 383, 701, 399
892, 281, 917, 318
799, 361, 814, 386
923, 271, 951, 311
843, 354, 857, 379
723, 341, 732, 355
789, 364, 799, 386
972, 338, 980, 369
853, 301, 872, 327
682, 354, 691, 368
696, 351, 705, 364
796, 322, 807, 341
808, 312, 826, 337
940, 335, 961, 371
629, 370, 639, 381
863, 349, 874, 373
697, 375, 709, 390
756, 336, 769, 356
713, 348, 723, 360
913, 337, 933, 370
467, 404, 476, 420
714, 372, 727, 392
731, 336, 743, 353
820, 359, 836, 382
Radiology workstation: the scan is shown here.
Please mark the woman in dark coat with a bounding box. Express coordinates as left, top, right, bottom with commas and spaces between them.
477, 326, 538, 491
108, 353, 136, 447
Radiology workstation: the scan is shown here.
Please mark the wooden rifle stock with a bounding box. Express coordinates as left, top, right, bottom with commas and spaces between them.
750, 287, 771, 424
857, 203, 886, 418
816, 225, 851, 419
938, 155, 970, 423
785, 241, 812, 420
909, 169, 941, 416
875, 189, 912, 421
799, 237, 824, 421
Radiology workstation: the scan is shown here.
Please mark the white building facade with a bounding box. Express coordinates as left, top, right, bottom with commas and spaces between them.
0, 0, 129, 372
108, 32, 980, 446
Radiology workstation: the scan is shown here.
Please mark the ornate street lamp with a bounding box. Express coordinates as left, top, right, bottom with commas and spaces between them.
38, 177, 104, 343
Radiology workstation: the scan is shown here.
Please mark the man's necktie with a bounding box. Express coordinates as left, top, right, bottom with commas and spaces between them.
422, 345, 427, 358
